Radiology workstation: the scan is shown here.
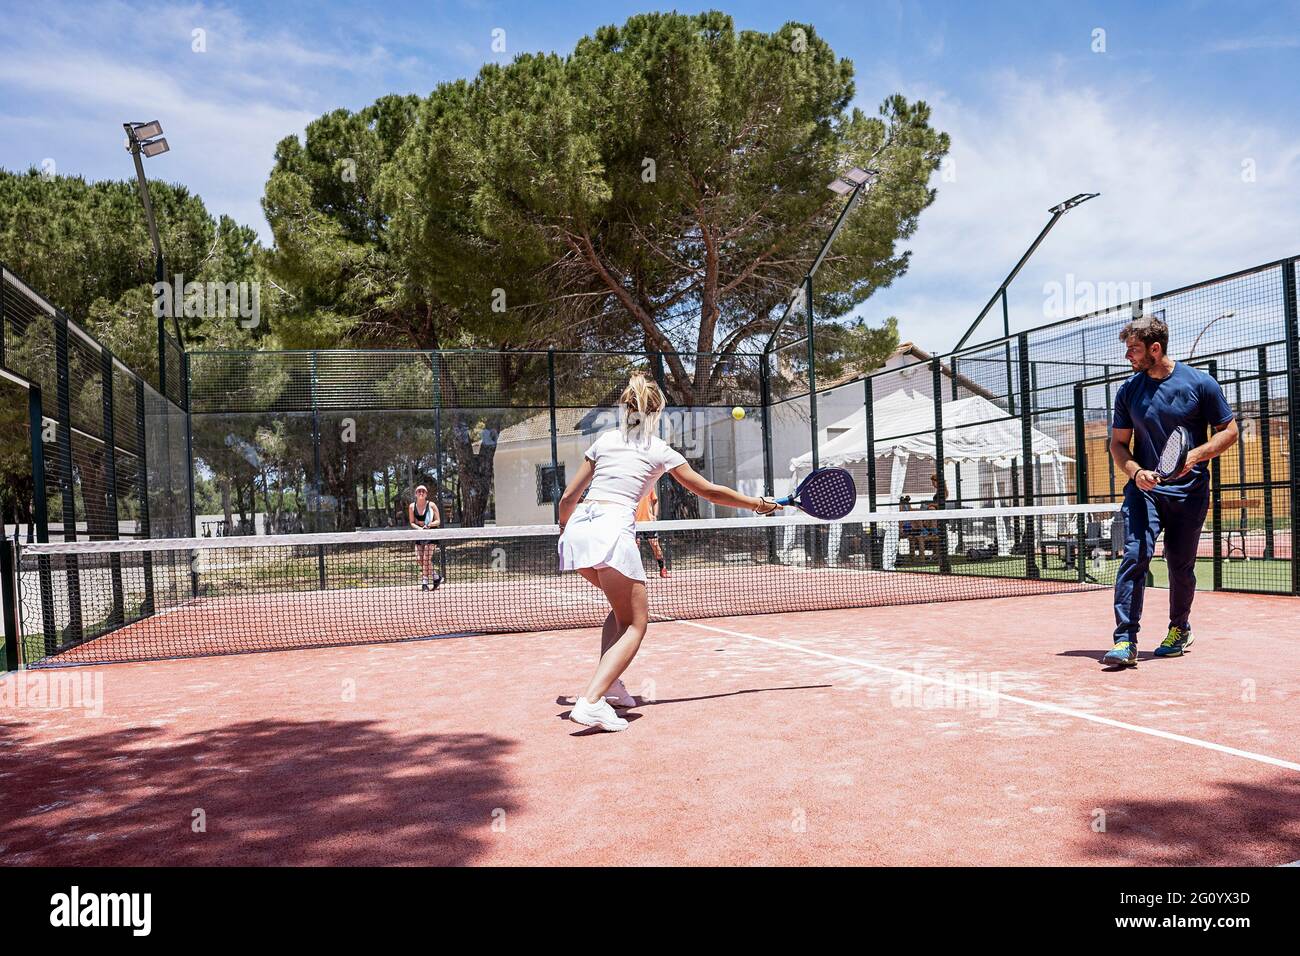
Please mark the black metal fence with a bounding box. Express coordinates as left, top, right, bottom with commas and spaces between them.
185, 349, 768, 534
787, 256, 1298, 596
3, 253, 1296, 670
0, 264, 192, 666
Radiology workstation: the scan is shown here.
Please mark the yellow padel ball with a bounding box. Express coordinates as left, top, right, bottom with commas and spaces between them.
731, 406, 746, 421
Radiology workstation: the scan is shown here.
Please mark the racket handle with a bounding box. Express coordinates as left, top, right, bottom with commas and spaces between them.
775, 494, 795, 507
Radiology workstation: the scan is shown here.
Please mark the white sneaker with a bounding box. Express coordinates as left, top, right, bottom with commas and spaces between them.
603, 679, 637, 708
570, 697, 629, 732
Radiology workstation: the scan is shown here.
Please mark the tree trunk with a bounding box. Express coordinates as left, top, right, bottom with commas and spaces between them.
220, 479, 233, 535
446, 411, 503, 527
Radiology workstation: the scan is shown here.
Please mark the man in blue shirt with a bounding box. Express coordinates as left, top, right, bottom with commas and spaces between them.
1103, 316, 1238, 667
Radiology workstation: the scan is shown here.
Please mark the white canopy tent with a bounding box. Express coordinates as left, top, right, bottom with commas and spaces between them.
786, 390, 1075, 569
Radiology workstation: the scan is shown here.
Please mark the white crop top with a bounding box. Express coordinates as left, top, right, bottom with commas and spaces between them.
583, 430, 687, 507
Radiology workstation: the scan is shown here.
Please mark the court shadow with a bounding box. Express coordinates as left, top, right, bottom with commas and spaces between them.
0, 717, 516, 866
1077, 775, 1300, 865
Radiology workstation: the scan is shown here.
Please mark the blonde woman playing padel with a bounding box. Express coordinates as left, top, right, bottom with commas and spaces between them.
557, 372, 781, 731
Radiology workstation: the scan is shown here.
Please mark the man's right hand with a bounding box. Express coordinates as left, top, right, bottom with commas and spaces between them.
1134, 469, 1160, 491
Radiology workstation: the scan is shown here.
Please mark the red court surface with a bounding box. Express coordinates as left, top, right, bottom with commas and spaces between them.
2, 587, 1298, 866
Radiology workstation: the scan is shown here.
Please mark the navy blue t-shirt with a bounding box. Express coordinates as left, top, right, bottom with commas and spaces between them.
1112, 362, 1234, 498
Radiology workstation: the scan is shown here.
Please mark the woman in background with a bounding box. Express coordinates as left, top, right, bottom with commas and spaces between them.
408, 484, 443, 592
635, 487, 668, 578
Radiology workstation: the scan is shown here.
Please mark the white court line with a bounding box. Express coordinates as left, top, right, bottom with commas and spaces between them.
671, 618, 1300, 774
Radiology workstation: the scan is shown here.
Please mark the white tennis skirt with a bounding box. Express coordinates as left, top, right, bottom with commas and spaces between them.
557, 501, 646, 582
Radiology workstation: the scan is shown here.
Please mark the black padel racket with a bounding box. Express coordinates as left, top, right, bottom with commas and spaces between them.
775, 467, 857, 520
1155, 425, 1192, 481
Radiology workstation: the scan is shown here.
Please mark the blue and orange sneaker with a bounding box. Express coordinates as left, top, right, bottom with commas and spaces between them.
1102, 640, 1137, 668
1153, 626, 1194, 658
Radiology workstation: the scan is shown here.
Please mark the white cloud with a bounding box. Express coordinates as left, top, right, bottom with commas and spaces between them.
860, 70, 1300, 352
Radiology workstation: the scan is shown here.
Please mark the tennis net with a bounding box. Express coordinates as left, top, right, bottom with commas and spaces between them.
12, 504, 1119, 667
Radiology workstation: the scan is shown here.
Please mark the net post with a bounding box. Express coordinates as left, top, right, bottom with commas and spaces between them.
930, 358, 950, 574
546, 349, 560, 524
100, 348, 125, 627
1256, 344, 1275, 559
1, 538, 19, 670
1017, 334, 1039, 579
1281, 258, 1300, 596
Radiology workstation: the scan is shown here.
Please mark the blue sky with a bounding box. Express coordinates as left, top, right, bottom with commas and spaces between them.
1, 0, 1297, 351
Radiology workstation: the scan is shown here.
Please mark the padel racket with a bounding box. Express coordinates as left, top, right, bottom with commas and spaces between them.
1155, 425, 1192, 481
774, 467, 857, 520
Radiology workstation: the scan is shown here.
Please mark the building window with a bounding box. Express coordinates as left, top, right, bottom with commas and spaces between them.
536, 463, 566, 505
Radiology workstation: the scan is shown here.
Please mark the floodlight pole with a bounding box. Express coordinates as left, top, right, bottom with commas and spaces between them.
125, 121, 183, 400
124, 123, 166, 288
954, 192, 1099, 352
764, 170, 879, 477
764, 175, 874, 353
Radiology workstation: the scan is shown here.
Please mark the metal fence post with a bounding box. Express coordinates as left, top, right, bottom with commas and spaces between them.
547, 349, 560, 523
1103, 364, 1117, 499
864, 374, 879, 569
100, 348, 124, 626
804, 276, 818, 471
759, 352, 774, 498
27, 385, 48, 542
27, 384, 54, 656
1, 539, 19, 670
311, 351, 325, 588
54, 316, 82, 641
181, 351, 199, 597
1017, 334, 1039, 579
1281, 259, 1300, 595
432, 351, 443, 523
134, 379, 155, 611
931, 358, 950, 573
864, 375, 877, 512
1073, 384, 1089, 583
1256, 345, 1275, 559
1208, 360, 1223, 590
431, 350, 447, 575
950, 356, 963, 510
157, 314, 167, 397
